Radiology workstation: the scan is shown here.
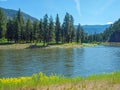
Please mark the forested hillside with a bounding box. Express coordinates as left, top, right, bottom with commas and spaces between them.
82, 25, 109, 34
0, 7, 37, 22
103, 19, 120, 42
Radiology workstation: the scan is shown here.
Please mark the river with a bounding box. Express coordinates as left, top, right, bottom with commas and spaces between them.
0, 45, 120, 78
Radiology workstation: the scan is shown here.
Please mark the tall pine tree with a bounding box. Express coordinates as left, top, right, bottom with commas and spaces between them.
55, 14, 61, 44
25, 19, 33, 42
39, 19, 44, 42
33, 20, 39, 44
6, 19, 15, 42
0, 9, 6, 39
49, 16, 55, 43
43, 14, 49, 46
76, 24, 82, 43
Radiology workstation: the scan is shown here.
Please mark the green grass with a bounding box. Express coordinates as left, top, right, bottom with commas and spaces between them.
0, 72, 120, 90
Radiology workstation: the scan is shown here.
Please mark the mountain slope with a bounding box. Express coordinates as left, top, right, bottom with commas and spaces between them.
82, 25, 110, 34
103, 19, 120, 42
75, 25, 110, 34
0, 7, 38, 21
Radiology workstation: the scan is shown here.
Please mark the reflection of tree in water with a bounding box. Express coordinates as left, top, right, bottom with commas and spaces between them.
37, 48, 75, 77
0, 48, 85, 78
111, 48, 120, 70
0, 50, 6, 78
72, 48, 85, 77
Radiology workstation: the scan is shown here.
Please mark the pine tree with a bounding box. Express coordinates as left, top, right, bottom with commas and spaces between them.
6, 19, 15, 42
33, 20, 39, 44
61, 23, 65, 43
69, 15, 75, 43
76, 24, 83, 43
15, 9, 25, 43
43, 14, 49, 46
0, 9, 6, 39
25, 19, 33, 42
39, 19, 44, 42
62, 12, 73, 43
14, 17, 21, 43
49, 16, 55, 43
55, 14, 61, 44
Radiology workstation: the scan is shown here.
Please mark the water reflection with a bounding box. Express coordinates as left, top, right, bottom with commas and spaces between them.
0, 46, 120, 78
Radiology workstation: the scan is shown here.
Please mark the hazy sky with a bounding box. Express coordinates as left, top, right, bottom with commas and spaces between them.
0, 0, 120, 25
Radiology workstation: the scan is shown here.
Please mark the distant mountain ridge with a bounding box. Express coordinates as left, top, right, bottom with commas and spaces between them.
0, 7, 38, 22
83, 25, 110, 34
75, 25, 110, 34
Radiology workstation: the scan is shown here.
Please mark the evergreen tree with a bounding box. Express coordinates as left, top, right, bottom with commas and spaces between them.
63, 12, 70, 43
55, 14, 61, 44
61, 23, 65, 43
69, 15, 75, 43
14, 17, 21, 43
15, 9, 25, 42
33, 20, 39, 44
39, 19, 44, 42
43, 14, 49, 46
49, 16, 55, 43
6, 19, 15, 41
76, 24, 83, 43
0, 9, 6, 39
62, 13, 74, 43
25, 19, 33, 42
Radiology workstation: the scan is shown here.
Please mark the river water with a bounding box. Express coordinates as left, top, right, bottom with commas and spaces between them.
0, 45, 120, 78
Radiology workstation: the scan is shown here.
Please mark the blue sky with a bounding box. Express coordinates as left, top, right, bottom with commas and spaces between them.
0, 0, 120, 25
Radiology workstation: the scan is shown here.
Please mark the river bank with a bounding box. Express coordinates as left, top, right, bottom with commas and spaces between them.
0, 72, 120, 90
0, 43, 97, 49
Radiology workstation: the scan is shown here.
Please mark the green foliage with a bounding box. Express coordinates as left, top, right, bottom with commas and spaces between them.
49, 16, 55, 43
43, 14, 49, 46
25, 19, 33, 42
103, 18, 120, 42
0, 72, 120, 90
6, 19, 15, 41
0, 9, 6, 39
1, 8, 115, 44
76, 24, 84, 43
33, 20, 39, 44
55, 14, 61, 44
39, 19, 44, 42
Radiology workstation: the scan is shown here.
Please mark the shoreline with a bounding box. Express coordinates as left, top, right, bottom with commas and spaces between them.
0, 43, 97, 49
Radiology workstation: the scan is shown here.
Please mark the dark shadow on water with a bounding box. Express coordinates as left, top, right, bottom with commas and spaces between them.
26, 45, 48, 49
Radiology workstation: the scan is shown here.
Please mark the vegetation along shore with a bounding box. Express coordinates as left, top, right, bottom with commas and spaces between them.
0, 72, 120, 90
0, 43, 97, 49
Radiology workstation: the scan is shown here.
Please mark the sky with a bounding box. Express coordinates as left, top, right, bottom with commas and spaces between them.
0, 0, 120, 25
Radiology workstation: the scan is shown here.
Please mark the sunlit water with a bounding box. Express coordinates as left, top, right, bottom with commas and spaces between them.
0, 45, 120, 78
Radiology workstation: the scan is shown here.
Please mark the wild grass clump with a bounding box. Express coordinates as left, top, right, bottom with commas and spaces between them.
0, 72, 120, 90
0, 72, 81, 90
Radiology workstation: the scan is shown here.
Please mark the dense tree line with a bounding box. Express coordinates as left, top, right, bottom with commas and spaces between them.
102, 19, 120, 42
0, 9, 90, 45
2, 8, 118, 45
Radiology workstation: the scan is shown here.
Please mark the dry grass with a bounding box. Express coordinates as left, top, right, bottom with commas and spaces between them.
14, 80, 120, 90
0, 43, 97, 49
0, 72, 120, 90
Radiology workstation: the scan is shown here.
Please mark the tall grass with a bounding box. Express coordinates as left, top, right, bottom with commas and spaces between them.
0, 72, 120, 90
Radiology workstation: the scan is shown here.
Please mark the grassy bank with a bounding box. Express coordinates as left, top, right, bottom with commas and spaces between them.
0, 43, 98, 49
101, 42, 120, 46
0, 72, 120, 90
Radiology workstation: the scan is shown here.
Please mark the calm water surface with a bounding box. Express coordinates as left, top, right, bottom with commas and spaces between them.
0, 45, 120, 78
